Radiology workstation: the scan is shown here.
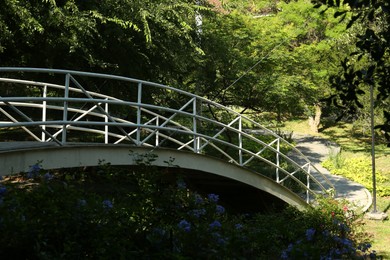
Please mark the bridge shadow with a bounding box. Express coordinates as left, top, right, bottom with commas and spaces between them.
166, 168, 289, 214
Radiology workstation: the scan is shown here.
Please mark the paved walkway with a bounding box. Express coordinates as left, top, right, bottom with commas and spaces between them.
291, 134, 372, 212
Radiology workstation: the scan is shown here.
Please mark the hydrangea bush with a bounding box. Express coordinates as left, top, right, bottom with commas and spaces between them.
280, 197, 377, 259
0, 156, 378, 259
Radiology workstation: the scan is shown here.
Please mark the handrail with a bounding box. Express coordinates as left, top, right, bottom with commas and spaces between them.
0, 67, 334, 203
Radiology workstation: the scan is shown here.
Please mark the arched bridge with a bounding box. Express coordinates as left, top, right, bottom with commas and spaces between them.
0, 67, 334, 210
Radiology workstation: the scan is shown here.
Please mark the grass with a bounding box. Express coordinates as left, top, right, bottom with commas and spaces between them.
364, 196, 390, 259
278, 118, 390, 259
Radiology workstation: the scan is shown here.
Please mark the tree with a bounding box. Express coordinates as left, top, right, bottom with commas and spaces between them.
0, 0, 208, 83
312, 0, 390, 145
1, 0, 369, 133
0, 0, 215, 116
195, 0, 353, 128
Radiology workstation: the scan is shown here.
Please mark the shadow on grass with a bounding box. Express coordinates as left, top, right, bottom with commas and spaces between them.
320, 128, 374, 153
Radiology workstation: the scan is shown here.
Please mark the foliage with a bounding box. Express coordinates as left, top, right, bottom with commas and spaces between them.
322, 154, 390, 196
312, 0, 390, 146
0, 155, 377, 259
198, 0, 352, 121
0, 0, 357, 125
0, 0, 208, 83
281, 197, 377, 259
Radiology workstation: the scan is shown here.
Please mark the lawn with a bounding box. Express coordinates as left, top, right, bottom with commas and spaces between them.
279, 118, 390, 259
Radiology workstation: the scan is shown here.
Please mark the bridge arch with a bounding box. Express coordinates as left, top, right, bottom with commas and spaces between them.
0, 67, 334, 207
0, 145, 308, 210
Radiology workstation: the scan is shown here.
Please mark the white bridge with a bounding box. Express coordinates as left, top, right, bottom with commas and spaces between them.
0, 67, 334, 210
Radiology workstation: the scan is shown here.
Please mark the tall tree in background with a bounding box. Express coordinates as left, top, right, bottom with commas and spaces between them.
0, 0, 208, 83
0, 0, 365, 133
312, 0, 390, 144
197, 0, 352, 129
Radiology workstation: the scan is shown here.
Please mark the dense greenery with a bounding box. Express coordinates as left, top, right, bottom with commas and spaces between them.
312, 0, 390, 145
0, 1, 388, 258
1, 0, 388, 142
0, 0, 367, 126
0, 0, 207, 82
1, 0, 389, 139
0, 157, 377, 259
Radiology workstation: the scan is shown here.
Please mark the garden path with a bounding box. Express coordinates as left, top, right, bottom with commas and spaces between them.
291, 134, 372, 212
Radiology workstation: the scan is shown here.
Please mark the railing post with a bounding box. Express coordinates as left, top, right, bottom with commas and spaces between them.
62, 74, 70, 144
155, 116, 159, 147
307, 164, 311, 203
193, 98, 198, 153
105, 98, 108, 144
276, 138, 280, 182
238, 116, 242, 165
41, 84, 47, 142
137, 82, 142, 146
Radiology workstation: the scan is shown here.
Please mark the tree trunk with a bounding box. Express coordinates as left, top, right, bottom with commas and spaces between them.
308, 104, 322, 133
277, 103, 282, 122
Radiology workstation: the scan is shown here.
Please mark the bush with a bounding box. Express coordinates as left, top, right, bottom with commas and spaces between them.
0, 155, 377, 259
322, 154, 390, 197
280, 197, 377, 259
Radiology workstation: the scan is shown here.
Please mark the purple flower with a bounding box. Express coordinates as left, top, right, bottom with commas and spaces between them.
27, 164, 41, 178
43, 172, 53, 181
358, 242, 372, 252
190, 208, 206, 218
212, 232, 227, 245
338, 222, 350, 232
102, 199, 113, 209
322, 230, 330, 237
30, 164, 41, 172
341, 238, 353, 248
0, 186, 6, 196
332, 235, 341, 243
78, 199, 87, 207
177, 179, 186, 189
209, 220, 222, 229
235, 223, 243, 230
194, 194, 203, 204
207, 193, 219, 203
306, 228, 316, 241
216, 205, 225, 214
178, 219, 191, 232
281, 250, 289, 259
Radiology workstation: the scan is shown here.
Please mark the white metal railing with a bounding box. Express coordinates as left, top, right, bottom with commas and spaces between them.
0, 67, 334, 203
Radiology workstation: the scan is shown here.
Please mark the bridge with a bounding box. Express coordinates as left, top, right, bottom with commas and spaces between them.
0, 67, 334, 210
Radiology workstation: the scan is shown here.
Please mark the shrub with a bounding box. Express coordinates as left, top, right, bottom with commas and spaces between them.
280, 197, 377, 259
0, 157, 377, 259
322, 154, 390, 196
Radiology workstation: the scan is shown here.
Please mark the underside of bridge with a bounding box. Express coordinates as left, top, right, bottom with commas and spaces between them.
0, 144, 308, 212
165, 167, 289, 213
